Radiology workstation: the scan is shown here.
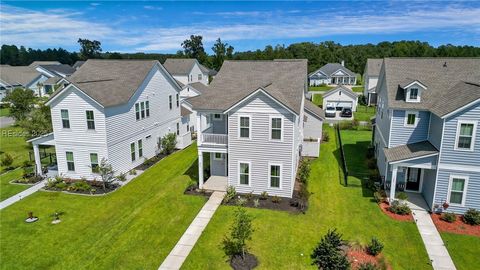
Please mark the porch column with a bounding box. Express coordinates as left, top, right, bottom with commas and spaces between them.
33, 144, 43, 176
198, 151, 204, 189
389, 165, 398, 202
197, 113, 202, 145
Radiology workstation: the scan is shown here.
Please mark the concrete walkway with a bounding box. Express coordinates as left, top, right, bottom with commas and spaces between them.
0, 180, 47, 210
407, 194, 457, 270
159, 191, 225, 270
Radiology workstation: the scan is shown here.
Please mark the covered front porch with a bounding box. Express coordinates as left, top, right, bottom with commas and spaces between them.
198, 149, 228, 192
27, 132, 58, 178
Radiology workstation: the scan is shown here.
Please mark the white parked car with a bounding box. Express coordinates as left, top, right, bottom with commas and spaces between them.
325, 103, 336, 118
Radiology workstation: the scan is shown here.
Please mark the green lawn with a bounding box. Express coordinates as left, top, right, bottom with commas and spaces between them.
354, 105, 376, 122
351, 86, 364, 92
309, 85, 334, 91
311, 93, 323, 107
0, 107, 10, 117
0, 169, 30, 201
0, 144, 207, 269
182, 127, 431, 269
441, 232, 480, 270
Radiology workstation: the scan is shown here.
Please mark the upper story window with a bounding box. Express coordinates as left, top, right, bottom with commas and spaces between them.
455, 120, 477, 151
135, 103, 140, 120
146, 101, 150, 117
239, 116, 251, 139
176, 122, 180, 135
409, 88, 419, 100
271, 117, 282, 140
86, 110, 95, 130
138, 139, 143, 157
169, 95, 172, 110
448, 175, 468, 206
135, 101, 149, 120
176, 94, 179, 108
404, 111, 418, 127
198, 74, 202, 81
61, 109, 70, 128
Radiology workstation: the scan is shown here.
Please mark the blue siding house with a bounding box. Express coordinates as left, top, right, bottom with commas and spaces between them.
373, 58, 480, 214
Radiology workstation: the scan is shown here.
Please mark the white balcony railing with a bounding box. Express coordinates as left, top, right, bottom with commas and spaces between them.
201, 133, 228, 145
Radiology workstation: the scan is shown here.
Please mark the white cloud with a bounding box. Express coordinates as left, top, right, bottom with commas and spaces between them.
144, 5, 163, 11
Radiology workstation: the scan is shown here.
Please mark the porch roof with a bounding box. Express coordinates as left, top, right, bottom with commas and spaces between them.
385, 141, 438, 163
27, 132, 55, 146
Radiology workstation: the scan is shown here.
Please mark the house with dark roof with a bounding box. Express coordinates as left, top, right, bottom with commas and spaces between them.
374, 58, 480, 214
308, 61, 357, 86
28, 59, 191, 180
363, 58, 383, 105
0, 65, 47, 99
163, 58, 214, 86
322, 85, 359, 112
187, 59, 324, 197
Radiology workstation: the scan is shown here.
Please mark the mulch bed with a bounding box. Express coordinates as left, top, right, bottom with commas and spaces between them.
184, 186, 213, 198
431, 213, 480, 237
379, 202, 413, 222
222, 193, 303, 213
12, 176, 43, 185
134, 153, 168, 171
230, 253, 258, 270
347, 247, 391, 270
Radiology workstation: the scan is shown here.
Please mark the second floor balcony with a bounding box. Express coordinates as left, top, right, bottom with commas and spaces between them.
197, 112, 228, 148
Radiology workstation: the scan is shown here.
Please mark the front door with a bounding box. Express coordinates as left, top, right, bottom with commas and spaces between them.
405, 168, 421, 191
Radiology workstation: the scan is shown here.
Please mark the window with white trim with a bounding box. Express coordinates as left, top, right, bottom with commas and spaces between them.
169, 95, 172, 110
448, 176, 468, 205
404, 111, 417, 127
146, 101, 150, 117
409, 88, 418, 100
214, 153, 223, 160
90, 153, 99, 172
213, 113, 222, 120
140, 102, 145, 119
176, 94, 179, 108
455, 121, 476, 151
135, 101, 149, 120
86, 110, 95, 130
239, 162, 250, 185
239, 116, 250, 138
135, 103, 140, 120
66, 151, 75, 171
138, 139, 143, 157
198, 74, 202, 81
176, 122, 180, 135
61, 109, 70, 128
271, 117, 282, 140
270, 164, 281, 188
130, 142, 136, 161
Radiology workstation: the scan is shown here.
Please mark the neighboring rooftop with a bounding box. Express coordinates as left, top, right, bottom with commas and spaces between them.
187, 82, 209, 94
48, 59, 159, 107
29, 61, 61, 67
304, 100, 325, 119
72, 61, 86, 69
310, 63, 356, 77
366, 59, 383, 77
163, 58, 213, 76
44, 76, 62, 85
382, 58, 480, 116
188, 59, 307, 114
0, 66, 41, 87
323, 85, 358, 98
384, 141, 438, 163
38, 64, 76, 77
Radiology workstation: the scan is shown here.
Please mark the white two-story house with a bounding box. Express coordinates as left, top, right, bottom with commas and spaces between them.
374, 58, 480, 214
29, 59, 190, 179
163, 58, 213, 87
363, 58, 382, 106
188, 59, 322, 198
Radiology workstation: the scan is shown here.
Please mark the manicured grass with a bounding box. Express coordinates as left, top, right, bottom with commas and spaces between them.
0, 144, 207, 269
354, 105, 376, 122
311, 93, 323, 107
309, 85, 334, 91
0, 169, 29, 200
351, 86, 364, 92
183, 127, 431, 269
0, 107, 10, 117
441, 232, 480, 270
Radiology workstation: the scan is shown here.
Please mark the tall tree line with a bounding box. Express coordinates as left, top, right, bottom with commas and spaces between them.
1, 39, 479, 74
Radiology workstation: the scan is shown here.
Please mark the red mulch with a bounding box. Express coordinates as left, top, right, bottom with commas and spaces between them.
379, 202, 413, 222
431, 213, 480, 237
347, 248, 392, 270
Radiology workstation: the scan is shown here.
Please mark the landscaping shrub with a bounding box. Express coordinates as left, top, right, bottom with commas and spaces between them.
322, 131, 330, 142
129, 169, 137, 175
236, 197, 247, 206
253, 199, 260, 208
116, 173, 127, 182
463, 209, 480, 225
245, 192, 253, 201
222, 207, 254, 259
298, 159, 311, 184
55, 182, 67, 190
1, 153, 14, 168
358, 262, 380, 270
358, 95, 367, 106
388, 200, 411, 215
311, 229, 350, 270
395, 192, 408, 201
72, 180, 91, 192
367, 159, 377, 170
368, 169, 380, 182
352, 119, 359, 130
223, 186, 236, 203
441, 212, 457, 223
259, 191, 268, 200
338, 121, 353, 130
373, 192, 384, 204
160, 133, 177, 155
366, 147, 374, 159
271, 195, 281, 204
366, 237, 384, 256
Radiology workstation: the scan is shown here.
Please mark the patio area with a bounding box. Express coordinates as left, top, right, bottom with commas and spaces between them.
202, 175, 227, 192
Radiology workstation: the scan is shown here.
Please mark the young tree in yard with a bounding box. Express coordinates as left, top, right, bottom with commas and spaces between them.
181, 35, 207, 63
1, 153, 14, 168
160, 133, 177, 155
3, 88, 36, 121
97, 158, 115, 191
212, 38, 234, 70
18, 104, 52, 138
78, 38, 102, 59
222, 207, 254, 260
311, 229, 350, 270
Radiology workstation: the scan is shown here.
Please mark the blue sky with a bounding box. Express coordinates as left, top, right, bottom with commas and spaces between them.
1, 1, 479, 53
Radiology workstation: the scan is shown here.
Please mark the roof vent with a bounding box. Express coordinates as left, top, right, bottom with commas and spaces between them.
443, 62, 447, 68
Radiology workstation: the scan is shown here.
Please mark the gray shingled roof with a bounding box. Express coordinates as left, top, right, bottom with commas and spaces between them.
187, 82, 209, 94
39, 64, 76, 77
188, 60, 307, 114
72, 61, 85, 69
366, 59, 383, 77
29, 61, 61, 67
304, 100, 325, 119
163, 58, 212, 76
181, 105, 193, 116
310, 63, 356, 78
44, 76, 61, 85
382, 58, 480, 116
384, 141, 439, 163
323, 85, 358, 98
0, 66, 40, 86
48, 59, 158, 107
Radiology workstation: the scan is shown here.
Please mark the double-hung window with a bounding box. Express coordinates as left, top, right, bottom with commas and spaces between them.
138, 139, 143, 157
239, 116, 250, 139
176, 123, 180, 135
86, 110, 95, 130
404, 111, 417, 127
448, 176, 468, 205
61, 109, 70, 128
271, 117, 282, 140
455, 121, 476, 151
140, 102, 145, 119
239, 162, 250, 185
169, 95, 172, 110
145, 101, 150, 117
130, 142, 136, 161
409, 88, 419, 100
270, 164, 281, 188
176, 94, 179, 108
135, 101, 149, 120
90, 153, 99, 172
66, 151, 75, 171
198, 74, 202, 81
135, 103, 140, 120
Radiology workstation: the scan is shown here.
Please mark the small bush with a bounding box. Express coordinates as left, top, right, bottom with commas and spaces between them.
358, 262, 380, 270
223, 186, 236, 203
322, 131, 330, 142
55, 182, 67, 190
373, 191, 384, 204
298, 159, 311, 184
367, 159, 377, 170
351, 119, 359, 130
463, 209, 480, 225
1, 153, 14, 167
245, 192, 254, 201
441, 212, 457, 223
366, 237, 384, 256
72, 180, 91, 192
395, 192, 408, 201
366, 147, 374, 159
259, 191, 268, 200
129, 169, 137, 175
388, 200, 411, 215
253, 198, 260, 208
271, 195, 281, 204
236, 197, 247, 206
311, 229, 350, 270
369, 169, 380, 182
22, 160, 32, 168
160, 133, 177, 155
116, 173, 127, 182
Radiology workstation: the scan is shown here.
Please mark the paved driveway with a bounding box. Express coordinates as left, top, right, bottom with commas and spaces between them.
0, 116, 15, 128
324, 111, 353, 123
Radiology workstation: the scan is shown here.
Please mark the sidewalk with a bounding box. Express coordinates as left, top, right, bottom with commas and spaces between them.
159, 191, 225, 270
0, 180, 47, 210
